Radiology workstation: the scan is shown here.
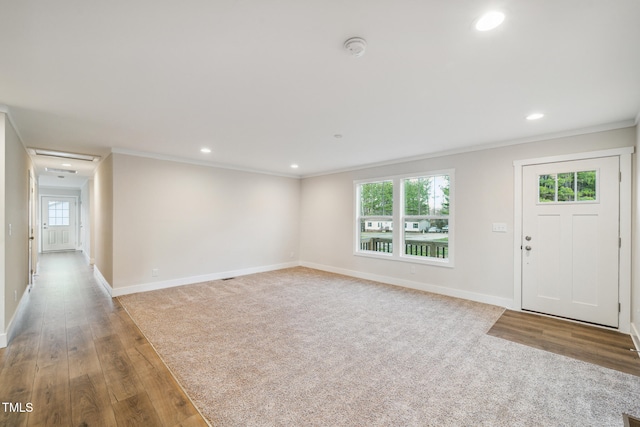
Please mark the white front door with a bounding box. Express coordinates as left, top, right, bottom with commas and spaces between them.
42, 196, 77, 252
522, 156, 619, 327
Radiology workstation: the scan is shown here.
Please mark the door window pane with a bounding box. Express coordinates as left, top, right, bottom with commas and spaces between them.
577, 171, 597, 201
557, 173, 575, 202
48, 201, 70, 226
539, 175, 556, 202
538, 171, 597, 204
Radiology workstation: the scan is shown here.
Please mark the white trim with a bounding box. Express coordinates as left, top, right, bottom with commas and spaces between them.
0, 105, 26, 148
82, 250, 94, 266
111, 147, 300, 179
0, 285, 32, 348
513, 146, 634, 167
301, 261, 513, 309
353, 169, 455, 268
111, 261, 299, 297
631, 322, 640, 352
619, 153, 632, 333
94, 266, 113, 296
513, 147, 634, 332
39, 195, 81, 252
303, 121, 636, 179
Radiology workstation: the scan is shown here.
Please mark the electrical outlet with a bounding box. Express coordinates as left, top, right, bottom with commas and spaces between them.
492, 223, 508, 233
410, 265, 416, 275
14, 290, 18, 301
151, 268, 159, 277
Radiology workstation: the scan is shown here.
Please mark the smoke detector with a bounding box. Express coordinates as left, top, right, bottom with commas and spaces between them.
344, 37, 367, 57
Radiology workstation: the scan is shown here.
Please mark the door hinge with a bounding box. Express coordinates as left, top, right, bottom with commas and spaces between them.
619, 171, 622, 182
619, 303, 621, 312
619, 237, 622, 248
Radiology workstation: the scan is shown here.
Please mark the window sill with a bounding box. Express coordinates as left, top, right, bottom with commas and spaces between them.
354, 250, 454, 268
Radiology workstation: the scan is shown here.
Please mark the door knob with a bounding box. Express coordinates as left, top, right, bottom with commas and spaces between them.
525, 246, 532, 251
525, 236, 532, 241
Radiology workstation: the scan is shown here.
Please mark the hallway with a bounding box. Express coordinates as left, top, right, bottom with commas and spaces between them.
0, 252, 208, 426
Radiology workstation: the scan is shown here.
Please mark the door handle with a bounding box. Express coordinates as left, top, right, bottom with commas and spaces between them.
29, 236, 34, 240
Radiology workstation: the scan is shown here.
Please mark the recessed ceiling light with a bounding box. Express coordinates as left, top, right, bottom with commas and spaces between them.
200, 148, 212, 153
526, 113, 545, 121
62, 163, 72, 167
475, 11, 505, 31
334, 134, 343, 139
290, 164, 299, 169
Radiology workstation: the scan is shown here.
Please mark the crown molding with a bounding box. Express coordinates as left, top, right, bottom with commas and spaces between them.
110, 148, 301, 179
0, 104, 27, 148
300, 119, 637, 178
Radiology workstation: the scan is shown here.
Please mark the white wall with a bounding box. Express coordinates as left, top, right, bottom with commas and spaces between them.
80, 179, 94, 264
110, 153, 301, 295
1, 112, 33, 347
300, 127, 636, 308
94, 154, 114, 286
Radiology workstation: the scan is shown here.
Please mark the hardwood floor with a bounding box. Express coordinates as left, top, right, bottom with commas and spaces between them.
488, 309, 640, 376
0, 252, 209, 427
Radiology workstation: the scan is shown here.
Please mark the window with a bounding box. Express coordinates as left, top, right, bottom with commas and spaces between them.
48, 201, 70, 226
355, 170, 454, 266
402, 174, 450, 260
357, 180, 394, 254
539, 170, 597, 203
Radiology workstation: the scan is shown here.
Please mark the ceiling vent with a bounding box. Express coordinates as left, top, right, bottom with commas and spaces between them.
28, 148, 101, 162
344, 37, 367, 57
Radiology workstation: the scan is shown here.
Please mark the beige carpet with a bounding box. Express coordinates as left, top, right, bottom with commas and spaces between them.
119, 267, 640, 426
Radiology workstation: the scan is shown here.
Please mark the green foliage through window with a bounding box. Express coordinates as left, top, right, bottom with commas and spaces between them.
360, 181, 393, 216
539, 170, 596, 203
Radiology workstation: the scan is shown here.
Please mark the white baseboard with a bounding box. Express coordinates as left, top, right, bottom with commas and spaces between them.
300, 261, 514, 309
82, 250, 95, 266
94, 266, 113, 297
111, 261, 300, 297
0, 284, 32, 348
631, 322, 640, 352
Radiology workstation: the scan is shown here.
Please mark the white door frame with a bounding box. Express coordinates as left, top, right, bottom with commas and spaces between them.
39, 195, 80, 253
513, 147, 633, 333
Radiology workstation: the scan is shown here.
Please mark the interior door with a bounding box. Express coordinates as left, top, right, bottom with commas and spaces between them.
42, 196, 77, 252
522, 156, 619, 327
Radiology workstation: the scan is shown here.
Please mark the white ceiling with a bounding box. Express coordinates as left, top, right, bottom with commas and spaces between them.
1, 0, 639, 182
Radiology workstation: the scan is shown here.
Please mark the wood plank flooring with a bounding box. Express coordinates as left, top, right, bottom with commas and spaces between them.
488, 309, 640, 376
0, 252, 209, 427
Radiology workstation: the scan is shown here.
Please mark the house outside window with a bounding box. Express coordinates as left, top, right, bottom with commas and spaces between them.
355, 170, 454, 267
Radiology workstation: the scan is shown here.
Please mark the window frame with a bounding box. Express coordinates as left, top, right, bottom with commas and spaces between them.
537, 169, 600, 205
354, 169, 454, 267
355, 178, 395, 259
